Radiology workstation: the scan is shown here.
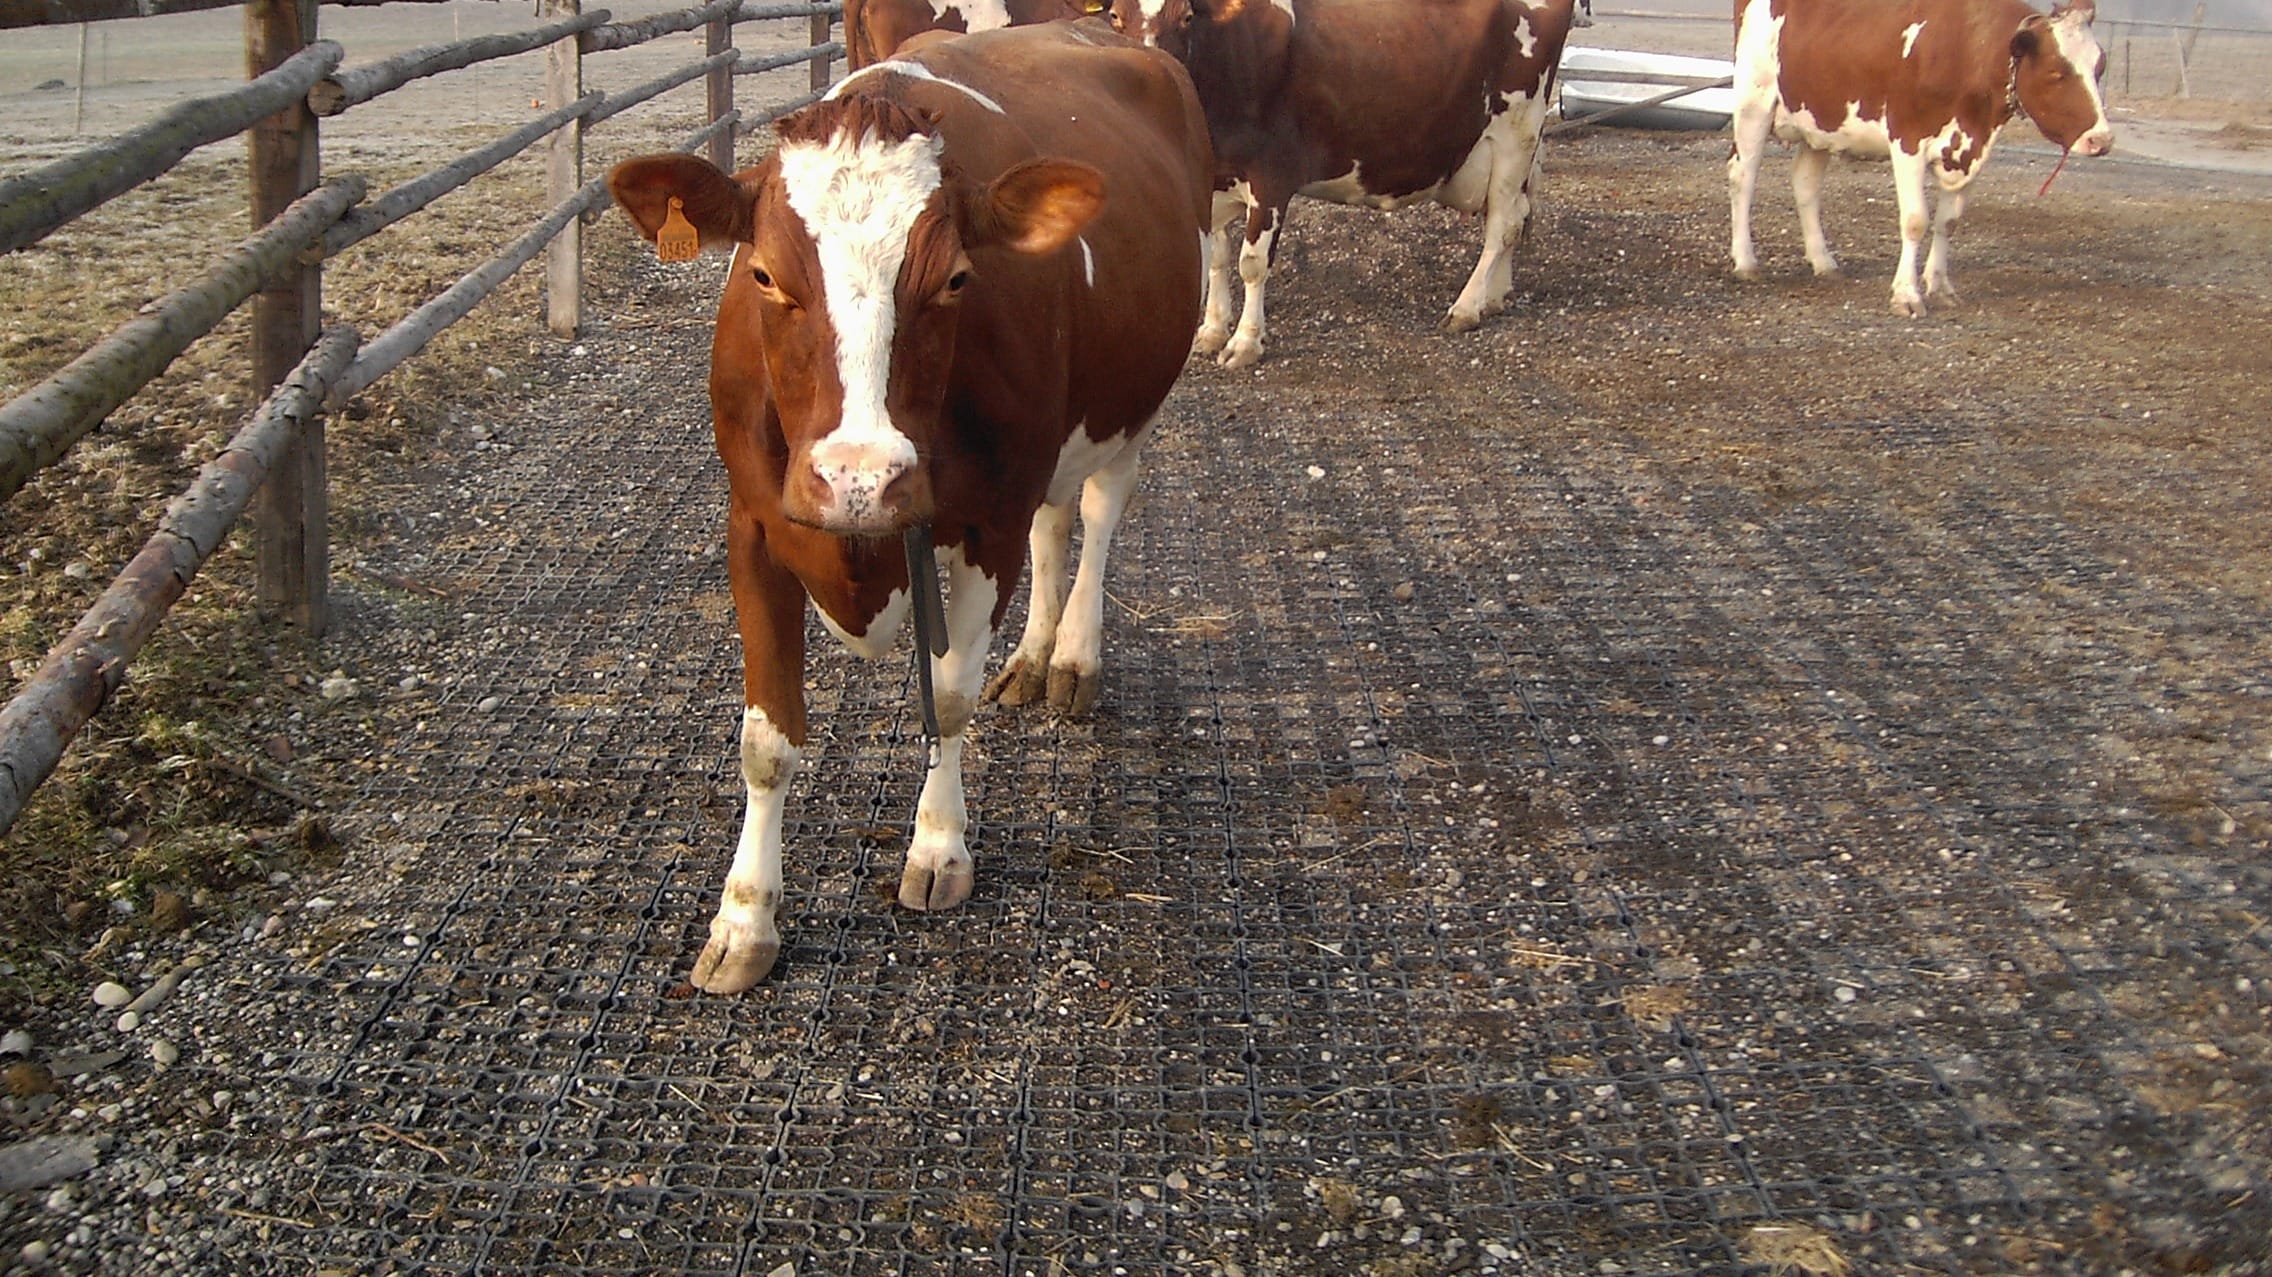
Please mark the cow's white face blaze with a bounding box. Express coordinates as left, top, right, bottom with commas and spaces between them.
2017, 5, 2113, 156
776, 125, 947, 534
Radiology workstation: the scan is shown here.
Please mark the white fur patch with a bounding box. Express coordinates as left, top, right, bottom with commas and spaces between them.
1079, 236, 1096, 288
818, 586, 911, 660
2049, 10, 2113, 150
1044, 424, 1129, 507
778, 127, 943, 485
1138, 0, 1170, 45
931, 0, 1012, 29
823, 61, 1007, 115
1271, 0, 1296, 19
1901, 20, 1925, 57
1513, 13, 1536, 61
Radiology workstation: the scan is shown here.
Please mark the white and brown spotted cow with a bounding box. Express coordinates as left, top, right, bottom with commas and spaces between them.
607, 22, 1212, 992
1109, 0, 1581, 368
845, 0, 1091, 68
1728, 0, 2114, 317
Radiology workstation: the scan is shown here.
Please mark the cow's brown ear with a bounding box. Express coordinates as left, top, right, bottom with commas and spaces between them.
2010, 16, 2046, 60
608, 153, 755, 252
972, 159, 1106, 256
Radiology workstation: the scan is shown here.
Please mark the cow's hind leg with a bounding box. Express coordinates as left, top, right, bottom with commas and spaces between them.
1727, 100, 1774, 280
1887, 143, 1932, 317
1190, 190, 1246, 359
984, 500, 1070, 708
1444, 107, 1543, 333
900, 546, 1002, 912
1791, 144, 1839, 277
1045, 436, 1143, 716
1922, 183, 1968, 305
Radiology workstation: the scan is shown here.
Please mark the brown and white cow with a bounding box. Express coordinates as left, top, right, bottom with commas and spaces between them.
845, 0, 1092, 68
1109, 0, 1581, 368
607, 22, 1212, 992
1728, 0, 2114, 317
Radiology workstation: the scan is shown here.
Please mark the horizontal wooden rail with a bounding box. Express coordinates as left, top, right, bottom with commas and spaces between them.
0, 325, 361, 839
320, 91, 606, 258
307, 9, 613, 116
0, 177, 364, 503
590, 48, 742, 123
730, 1, 839, 22
0, 0, 455, 30
682, 109, 742, 158
1560, 68, 1732, 87
732, 42, 843, 77
330, 175, 612, 405
0, 40, 343, 255
582, 0, 739, 53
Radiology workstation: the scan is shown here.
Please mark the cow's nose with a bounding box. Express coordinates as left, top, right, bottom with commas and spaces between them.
808, 435, 917, 532
2078, 129, 2113, 157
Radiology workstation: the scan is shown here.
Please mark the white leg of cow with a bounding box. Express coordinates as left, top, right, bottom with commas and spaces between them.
1191, 191, 1245, 359
1887, 144, 1932, 317
693, 707, 802, 993
1923, 184, 1967, 304
900, 550, 999, 912
1790, 145, 1840, 277
1047, 437, 1143, 716
1220, 216, 1276, 371
1727, 102, 1774, 280
985, 499, 1071, 708
1444, 115, 1541, 333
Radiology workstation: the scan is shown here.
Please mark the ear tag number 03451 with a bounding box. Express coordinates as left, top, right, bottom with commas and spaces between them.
657, 197, 699, 263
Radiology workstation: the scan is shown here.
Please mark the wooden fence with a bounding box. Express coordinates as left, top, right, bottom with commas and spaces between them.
0, 0, 845, 838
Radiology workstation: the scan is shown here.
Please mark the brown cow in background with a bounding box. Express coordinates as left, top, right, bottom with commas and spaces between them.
1728, 0, 2114, 316
846, 0, 1095, 67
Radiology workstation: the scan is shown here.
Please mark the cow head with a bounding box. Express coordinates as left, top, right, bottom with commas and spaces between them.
609, 98, 1104, 536
1108, 0, 1294, 59
2012, 0, 2113, 157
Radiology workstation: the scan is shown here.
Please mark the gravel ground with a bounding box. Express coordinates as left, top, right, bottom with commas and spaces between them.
6, 67, 2272, 1277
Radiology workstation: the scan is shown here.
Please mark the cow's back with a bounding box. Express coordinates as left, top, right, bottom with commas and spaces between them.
1740, 0, 2036, 150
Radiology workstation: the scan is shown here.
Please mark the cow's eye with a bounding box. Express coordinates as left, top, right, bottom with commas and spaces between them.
946, 269, 971, 294
752, 266, 776, 289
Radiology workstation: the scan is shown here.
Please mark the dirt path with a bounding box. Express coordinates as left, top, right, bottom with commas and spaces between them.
3, 119, 2269, 1274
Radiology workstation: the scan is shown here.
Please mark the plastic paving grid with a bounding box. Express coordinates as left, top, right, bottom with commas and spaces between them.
181, 291, 2272, 1275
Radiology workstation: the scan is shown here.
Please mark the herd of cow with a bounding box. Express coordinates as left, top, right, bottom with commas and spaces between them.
604, 0, 2117, 992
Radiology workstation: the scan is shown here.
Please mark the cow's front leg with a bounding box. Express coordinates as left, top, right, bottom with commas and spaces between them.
1220, 201, 1281, 371
1727, 99, 1773, 280
1046, 437, 1142, 716
1886, 144, 1932, 317
901, 545, 1002, 912
693, 512, 808, 994
1190, 190, 1246, 359
985, 499, 1070, 708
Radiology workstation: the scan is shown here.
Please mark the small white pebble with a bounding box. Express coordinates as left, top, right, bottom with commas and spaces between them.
477, 695, 505, 713
92, 981, 132, 1009
1833, 985, 1858, 1003
115, 1010, 140, 1033
151, 1039, 180, 1068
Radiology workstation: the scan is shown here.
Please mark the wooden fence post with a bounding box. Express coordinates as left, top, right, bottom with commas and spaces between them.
812, 11, 831, 91
544, 0, 583, 338
706, 12, 733, 171
247, 0, 325, 633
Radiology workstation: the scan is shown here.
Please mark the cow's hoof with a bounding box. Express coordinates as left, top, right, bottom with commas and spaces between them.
1731, 264, 1761, 282
1811, 262, 1843, 279
1191, 326, 1230, 358
985, 655, 1046, 707
1442, 309, 1483, 334
1927, 284, 1959, 306
1219, 336, 1264, 370
1891, 293, 1927, 318
690, 931, 779, 994
899, 859, 973, 911
1046, 663, 1101, 717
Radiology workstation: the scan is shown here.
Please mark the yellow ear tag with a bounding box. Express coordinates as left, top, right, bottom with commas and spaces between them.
656, 197, 700, 263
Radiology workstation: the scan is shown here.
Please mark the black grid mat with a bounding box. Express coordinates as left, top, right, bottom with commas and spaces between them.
152, 255, 2272, 1276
